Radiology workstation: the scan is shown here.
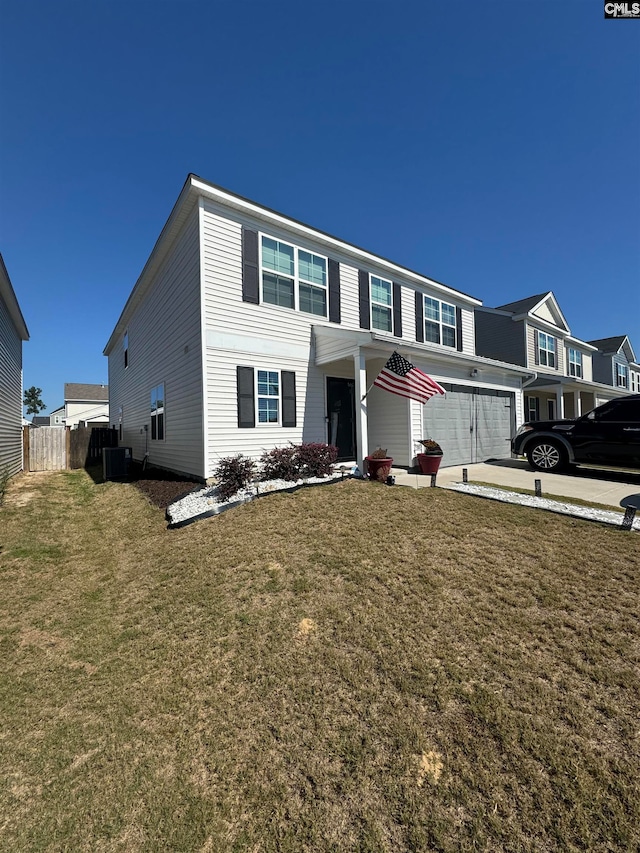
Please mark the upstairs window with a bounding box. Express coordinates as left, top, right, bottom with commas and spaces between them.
150, 383, 165, 440
424, 296, 456, 348
616, 363, 629, 388
257, 370, 280, 424
124, 331, 129, 368
370, 275, 393, 332
261, 236, 327, 317
568, 348, 582, 378
538, 332, 556, 368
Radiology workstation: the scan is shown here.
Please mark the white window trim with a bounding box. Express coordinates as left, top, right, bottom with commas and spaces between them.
538, 331, 556, 368
150, 382, 165, 442
616, 363, 629, 388
568, 347, 582, 378
256, 368, 282, 426
370, 274, 393, 333
259, 233, 328, 319
424, 295, 457, 348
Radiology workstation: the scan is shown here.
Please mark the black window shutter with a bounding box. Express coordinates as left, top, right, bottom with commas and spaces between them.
281, 371, 296, 427
534, 330, 540, 365
237, 366, 255, 428
456, 306, 463, 351
328, 258, 341, 324
358, 270, 370, 330
242, 227, 260, 304
392, 282, 402, 338
415, 291, 424, 342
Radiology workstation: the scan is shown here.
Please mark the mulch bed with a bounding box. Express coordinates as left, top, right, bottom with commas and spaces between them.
127, 463, 202, 510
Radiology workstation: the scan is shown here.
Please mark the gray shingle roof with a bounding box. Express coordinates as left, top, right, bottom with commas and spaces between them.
494, 292, 552, 314
586, 336, 626, 353
64, 383, 109, 401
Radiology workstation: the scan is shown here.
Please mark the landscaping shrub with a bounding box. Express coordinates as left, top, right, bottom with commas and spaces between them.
296, 442, 338, 478
214, 455, 257, 502
259, 446, 300, 481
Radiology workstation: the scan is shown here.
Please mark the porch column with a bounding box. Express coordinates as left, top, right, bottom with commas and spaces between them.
556, 386, 565, 419
573, 390, 582, 418
353, 350, 368, 470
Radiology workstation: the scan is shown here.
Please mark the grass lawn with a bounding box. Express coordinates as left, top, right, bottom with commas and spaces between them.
1, 470, 638, 852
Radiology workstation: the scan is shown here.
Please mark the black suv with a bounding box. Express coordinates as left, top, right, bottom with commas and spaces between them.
512, 394, 640, 473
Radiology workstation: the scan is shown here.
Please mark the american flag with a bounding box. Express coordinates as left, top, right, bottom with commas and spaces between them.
373, 351, 445, 404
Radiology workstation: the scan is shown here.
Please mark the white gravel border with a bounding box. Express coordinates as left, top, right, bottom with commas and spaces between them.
166, 471, 350, 528
446, 483, 640, 532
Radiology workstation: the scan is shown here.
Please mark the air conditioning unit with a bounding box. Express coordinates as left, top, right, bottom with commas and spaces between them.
103, 446, 132, 480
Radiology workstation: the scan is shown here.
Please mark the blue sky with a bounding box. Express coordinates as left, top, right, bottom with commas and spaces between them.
1, 0, 638, 414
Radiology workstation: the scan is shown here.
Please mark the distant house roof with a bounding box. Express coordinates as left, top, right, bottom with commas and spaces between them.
64, 383, 109, 402
0, 253, 29, 340
31, 416, 50, 426
494, 292, 551, 314
586, 336, 627, 353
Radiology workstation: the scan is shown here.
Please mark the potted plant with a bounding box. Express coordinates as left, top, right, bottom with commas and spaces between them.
365, 447, 394, 482
416, 439, 443, 475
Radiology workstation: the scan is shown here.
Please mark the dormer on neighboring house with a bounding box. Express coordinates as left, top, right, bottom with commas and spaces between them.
588, 336, 639, 393
475, 292, 624, 421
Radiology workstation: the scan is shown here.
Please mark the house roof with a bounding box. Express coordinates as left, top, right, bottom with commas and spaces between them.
31, 416, 50, 426
587, 335, 627, 353
64, 383, 109, 402
494, 292, 552, 314
104, 174, 483, 355
0, 253, 29, 340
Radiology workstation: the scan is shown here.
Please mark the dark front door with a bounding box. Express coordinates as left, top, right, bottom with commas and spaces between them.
326, 377, 356, 461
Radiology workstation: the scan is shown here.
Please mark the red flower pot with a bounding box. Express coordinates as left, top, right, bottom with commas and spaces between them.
417, 453, 442, 475
365, 456, 393, 482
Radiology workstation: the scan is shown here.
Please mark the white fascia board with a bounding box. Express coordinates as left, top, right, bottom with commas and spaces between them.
103, 178, 199, 355
620, 336, 636, 363
535, 292, 571, 332
0, 257, 29, 340
366, 332, 534, 376
191, 177, 482, 308
522, 316, 571, 336
564, 336, 599, 352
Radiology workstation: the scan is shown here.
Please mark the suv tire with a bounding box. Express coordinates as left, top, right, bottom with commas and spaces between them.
526, 439, 567, 473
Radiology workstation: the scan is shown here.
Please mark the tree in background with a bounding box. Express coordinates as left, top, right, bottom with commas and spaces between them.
23, 387, 46, 416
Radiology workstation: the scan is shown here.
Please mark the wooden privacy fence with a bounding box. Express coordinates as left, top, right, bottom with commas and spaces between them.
69, 427, 118, 469
23, 426, 118, 472
24, 426, 67, 472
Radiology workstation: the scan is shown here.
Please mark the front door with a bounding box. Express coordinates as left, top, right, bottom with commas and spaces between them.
326, 377, 356, 461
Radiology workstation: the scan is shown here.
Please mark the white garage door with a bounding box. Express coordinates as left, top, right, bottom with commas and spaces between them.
422, 384, 514, 466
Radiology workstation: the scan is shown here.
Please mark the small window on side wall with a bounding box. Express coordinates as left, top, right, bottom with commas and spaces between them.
124, 331, 129, 369
150, 384, 164, 440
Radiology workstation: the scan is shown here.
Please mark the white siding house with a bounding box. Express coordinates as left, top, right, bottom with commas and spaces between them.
104, 175, 530, 480
0, 254, 29, 477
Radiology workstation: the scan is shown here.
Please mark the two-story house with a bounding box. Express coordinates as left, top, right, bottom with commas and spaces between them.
475, 292, 629, 423
0, 254, 29, 477
63, 383, 109, 428
588, 336, 640, 395
104, 175, 531, 480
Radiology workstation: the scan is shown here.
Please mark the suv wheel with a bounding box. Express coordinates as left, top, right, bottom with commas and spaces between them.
527, 440, 567, 473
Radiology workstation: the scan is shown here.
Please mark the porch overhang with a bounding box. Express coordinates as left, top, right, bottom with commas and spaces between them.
527, 374, 631, 398
312, 326, 533, 378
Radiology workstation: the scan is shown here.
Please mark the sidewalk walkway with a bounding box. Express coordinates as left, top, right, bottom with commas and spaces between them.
392, 459, 640, 511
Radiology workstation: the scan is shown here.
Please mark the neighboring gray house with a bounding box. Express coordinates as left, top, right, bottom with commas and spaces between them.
48, 405, 65, 426
0, 254, 29, 477
475, 292, 627, 422
588, 336, 640, 394
63, 383, 109, 428
104, 174, 530, 480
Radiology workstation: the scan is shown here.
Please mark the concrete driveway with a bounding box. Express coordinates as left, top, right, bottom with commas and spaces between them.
393, 458, 640, 511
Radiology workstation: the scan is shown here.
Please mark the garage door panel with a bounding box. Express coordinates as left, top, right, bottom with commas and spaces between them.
423, 385, 513, 466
